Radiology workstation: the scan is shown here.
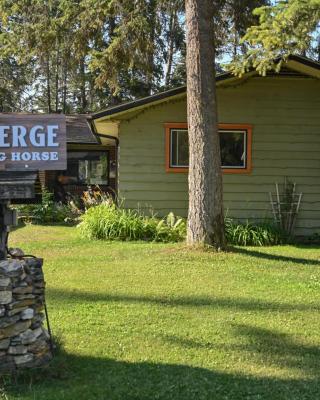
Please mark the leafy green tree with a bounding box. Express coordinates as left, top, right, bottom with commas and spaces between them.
229, 0, 320, 76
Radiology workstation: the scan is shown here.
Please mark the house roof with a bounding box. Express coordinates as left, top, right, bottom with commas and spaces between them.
92, 85, 187, 120
66, 115, 100, 144
92, 73, 233, 121
92, 55, 320, 122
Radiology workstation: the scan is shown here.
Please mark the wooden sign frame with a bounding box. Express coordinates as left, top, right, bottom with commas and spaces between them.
0, 114, 66, 171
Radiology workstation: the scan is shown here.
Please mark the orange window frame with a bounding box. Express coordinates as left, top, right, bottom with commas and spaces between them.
165, 123, 252, 174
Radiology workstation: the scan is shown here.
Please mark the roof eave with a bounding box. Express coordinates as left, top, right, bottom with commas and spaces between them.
92, 55, 320, 122
92, 86, 187, 121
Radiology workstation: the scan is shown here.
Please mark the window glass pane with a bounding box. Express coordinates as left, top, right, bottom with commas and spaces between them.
170, 129, 189, 167
63, 151, 109, 185
220, 131, 246, 168
89, 155, 108, 185
78, 160, 90, 183
171, 130, 178, 166
178, 131, 189, 166
169, 128, 247, 169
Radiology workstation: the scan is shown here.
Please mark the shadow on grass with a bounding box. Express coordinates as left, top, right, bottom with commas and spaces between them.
17, 222, 76, 228
47, 287, 320, 313
232, 247, 320, 266
7, 224, 24, 233
293, 244, 320, 250
162, 324, 320, 378
2, 343, 319, 400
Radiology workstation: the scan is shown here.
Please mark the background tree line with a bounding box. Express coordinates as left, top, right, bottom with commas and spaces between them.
0, 0, 271, 113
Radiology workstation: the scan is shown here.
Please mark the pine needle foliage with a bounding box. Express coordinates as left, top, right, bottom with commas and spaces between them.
229, 0, 320, 77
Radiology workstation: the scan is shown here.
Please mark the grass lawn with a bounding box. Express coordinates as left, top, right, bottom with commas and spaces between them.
2, 224, 320, 400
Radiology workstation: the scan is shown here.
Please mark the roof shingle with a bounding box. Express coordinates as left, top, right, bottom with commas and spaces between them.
66, 115, 98, 144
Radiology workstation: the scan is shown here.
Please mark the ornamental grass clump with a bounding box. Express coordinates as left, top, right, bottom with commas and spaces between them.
225, 218, 285, 246
77, 203, 186, 242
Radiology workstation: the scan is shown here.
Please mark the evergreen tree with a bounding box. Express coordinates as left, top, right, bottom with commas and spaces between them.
229, 0, 320, 76
185, 0, 226, 249
0, 0, 299, 112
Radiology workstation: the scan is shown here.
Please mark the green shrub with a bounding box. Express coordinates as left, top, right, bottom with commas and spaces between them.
16, 190, 80, 224
225, 218, 285, 246
78, 204, 286, 246
78, 203, 186, 243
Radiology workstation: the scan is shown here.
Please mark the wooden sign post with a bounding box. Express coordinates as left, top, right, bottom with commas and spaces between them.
0, 114, 67, 259
0, 203, 8, 258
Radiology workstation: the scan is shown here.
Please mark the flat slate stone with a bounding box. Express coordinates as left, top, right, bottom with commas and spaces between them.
0, 338, 10, 350
25, 258, 43, 269
19, 328, 38, 345
28, 339, 48, 354
14, 353, 34, 365
14, 294, 36, 300
21, 308, 34, 320
33, 327, 43, 339
0, 315, 20, 328
8, 345, 28, 355
0, 320, 31, 340
0, 291, 12, 305
8, 299, 35, 310
0, 277, 10, 287
0, 260, 23, 277
7, 306, 29, 317
13, 286, 33, 295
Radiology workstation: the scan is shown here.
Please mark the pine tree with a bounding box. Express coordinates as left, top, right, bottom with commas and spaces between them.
229, 0, 320, 76
185, 0, 226, 249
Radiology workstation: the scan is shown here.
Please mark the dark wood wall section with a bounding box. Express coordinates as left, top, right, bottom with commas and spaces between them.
42, 145, 117, 201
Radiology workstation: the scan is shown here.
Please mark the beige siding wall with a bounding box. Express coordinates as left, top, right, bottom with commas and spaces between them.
118, 77, 320, 235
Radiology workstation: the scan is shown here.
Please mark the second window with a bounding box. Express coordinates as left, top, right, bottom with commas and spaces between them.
166, 123, 252, 174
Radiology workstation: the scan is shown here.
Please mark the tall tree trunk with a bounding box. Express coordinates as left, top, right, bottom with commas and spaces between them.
46, 55, 52, 113
108, 16, 120, 106
62, 58, 68, 114
79, 57, 87, 112
165, 7, 177, 87
55, 48, 59, 112
146, 0, 157, 95
185, 0, 226, 249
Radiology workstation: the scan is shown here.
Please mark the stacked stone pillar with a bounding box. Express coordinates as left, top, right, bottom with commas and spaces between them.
0, 257, 52, 373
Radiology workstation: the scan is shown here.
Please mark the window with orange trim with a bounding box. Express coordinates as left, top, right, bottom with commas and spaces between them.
165, 123, 252, 174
